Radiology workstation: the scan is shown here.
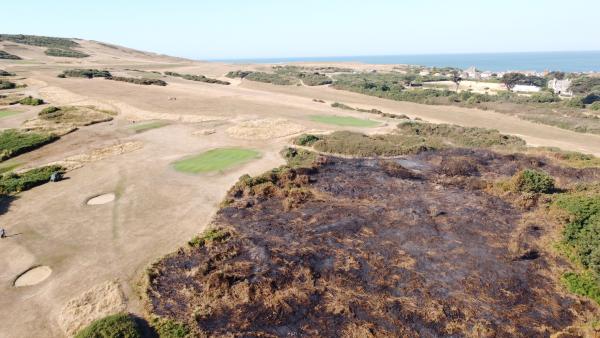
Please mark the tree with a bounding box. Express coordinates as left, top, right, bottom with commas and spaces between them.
451, 71, 462, 91
501, 72, 526, 92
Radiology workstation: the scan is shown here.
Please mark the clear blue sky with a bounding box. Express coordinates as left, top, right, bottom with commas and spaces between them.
3, 0, 599, 60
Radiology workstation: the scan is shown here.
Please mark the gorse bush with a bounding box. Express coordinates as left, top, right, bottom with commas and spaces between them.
74, 313, 142, 338
59, 69, 112, 78
0, 129, 59, 161
294, 134, 321, 146
555, 194, 600, 275
107, 76, 167, 86
0, 69, 15, 76
188, 228, 230, 248
0, 34, 79, 48
150, 316, 191, 338
18, 96, 44, 106
296, 121, 527, 157
562, 271, 600, 305
0, 80, 16, 90
0, 165, 64, 194
570, 76, 600, 95
225, 70, 252, 79
510, 169, 555, 193
165, 71, 230, 85
0, 50, 22, 60
45, 48, 89, 58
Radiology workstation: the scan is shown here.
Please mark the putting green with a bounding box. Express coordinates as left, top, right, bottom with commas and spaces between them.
309, 115, 380, 127
173, 148, 260, 173
129, 121, 169, 133
0, 110, 19, 119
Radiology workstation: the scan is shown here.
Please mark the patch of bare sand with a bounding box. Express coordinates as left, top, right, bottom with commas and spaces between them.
58, 280, 127, 337
13, 266, 52, 287
36, 141, 143, 172
111, 101, 228, 123
226, 118, 306, 140
87, 193, 116, 205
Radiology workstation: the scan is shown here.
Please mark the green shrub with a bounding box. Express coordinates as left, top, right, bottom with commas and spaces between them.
590, 102, 600, 111
188, 228, 230, 248
150, 317, 191, 338
510, 169, 555, 193
0, 34, 79, 48
45, 48, 89, 58
565, 97, 585, 108
281, 147, 317, 168
225, 70, 252, 79
570, 76, 600, 95
331, 102, 355, 110
107, 76, 167, 86
18, 96, 44, 106
74, 313, 142, 338
562, 271, 600, 305
0, 69, 15, 76
59, 69, 112, 79
0, 80, 16, 90
294, 134, 321, 146
39, 106, 61, 115
0, 165, 64, 194
165, 71, 229, 85
0, 129, 59, 161
245, 72, 296, 85
555, 194, 600, 274
0, 50, 21, 60
298, 72, 332, 86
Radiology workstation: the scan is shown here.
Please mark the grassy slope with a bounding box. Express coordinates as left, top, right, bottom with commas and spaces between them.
309, 115, 381, 127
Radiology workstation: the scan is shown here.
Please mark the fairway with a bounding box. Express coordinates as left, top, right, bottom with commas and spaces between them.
0, 110, 19, 119
309, 115, 380, 127
129, 121, 169, 133
173, 148, 260, 173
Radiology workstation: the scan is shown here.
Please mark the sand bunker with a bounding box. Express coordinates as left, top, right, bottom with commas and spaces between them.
226, 118, 306, 140
13, 266, 52, 287
86, 193, 116, 205
58, 280, 127, 336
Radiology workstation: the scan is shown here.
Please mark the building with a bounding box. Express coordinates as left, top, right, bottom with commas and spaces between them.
463, 66, 481, 80
513, 84, 542, 93
548, 78, 572, 96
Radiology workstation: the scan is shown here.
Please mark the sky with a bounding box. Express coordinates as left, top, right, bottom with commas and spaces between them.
3, 0, 600, 60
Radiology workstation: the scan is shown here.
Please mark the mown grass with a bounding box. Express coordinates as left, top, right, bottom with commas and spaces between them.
0, 110, 19, 118
0, 129, 58, 161
173, 148, 260, 173
74, 313, 142, 338
129, 121, 169, 133
309, 115, 381, 127
0, 165, 64, 194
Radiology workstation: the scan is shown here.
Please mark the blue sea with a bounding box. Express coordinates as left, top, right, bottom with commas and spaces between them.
214, 51, 600, 73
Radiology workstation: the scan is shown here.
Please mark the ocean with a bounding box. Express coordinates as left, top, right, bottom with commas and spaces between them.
214, 51, 600, 73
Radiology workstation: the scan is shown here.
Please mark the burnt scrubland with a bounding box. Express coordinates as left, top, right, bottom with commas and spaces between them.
143, 122, 600, 337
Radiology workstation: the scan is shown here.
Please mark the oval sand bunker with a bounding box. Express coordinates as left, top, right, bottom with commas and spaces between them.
14, 266, 52, 287
87, 193, 116, 205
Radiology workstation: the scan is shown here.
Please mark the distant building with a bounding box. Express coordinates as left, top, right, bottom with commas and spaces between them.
480, 71, 494, 79
548, 78, 572, 96
463, 66, 481, 79
513, 84, 541, 93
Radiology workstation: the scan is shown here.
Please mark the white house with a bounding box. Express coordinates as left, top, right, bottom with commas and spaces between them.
548, 78, 572, 96
513, 84, 542, 93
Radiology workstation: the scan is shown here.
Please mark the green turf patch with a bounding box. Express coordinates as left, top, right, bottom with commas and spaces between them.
129, 121, 169, 133
0, 110, 19, 118
309, 115, 381, 127
173, 148, 260, 173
